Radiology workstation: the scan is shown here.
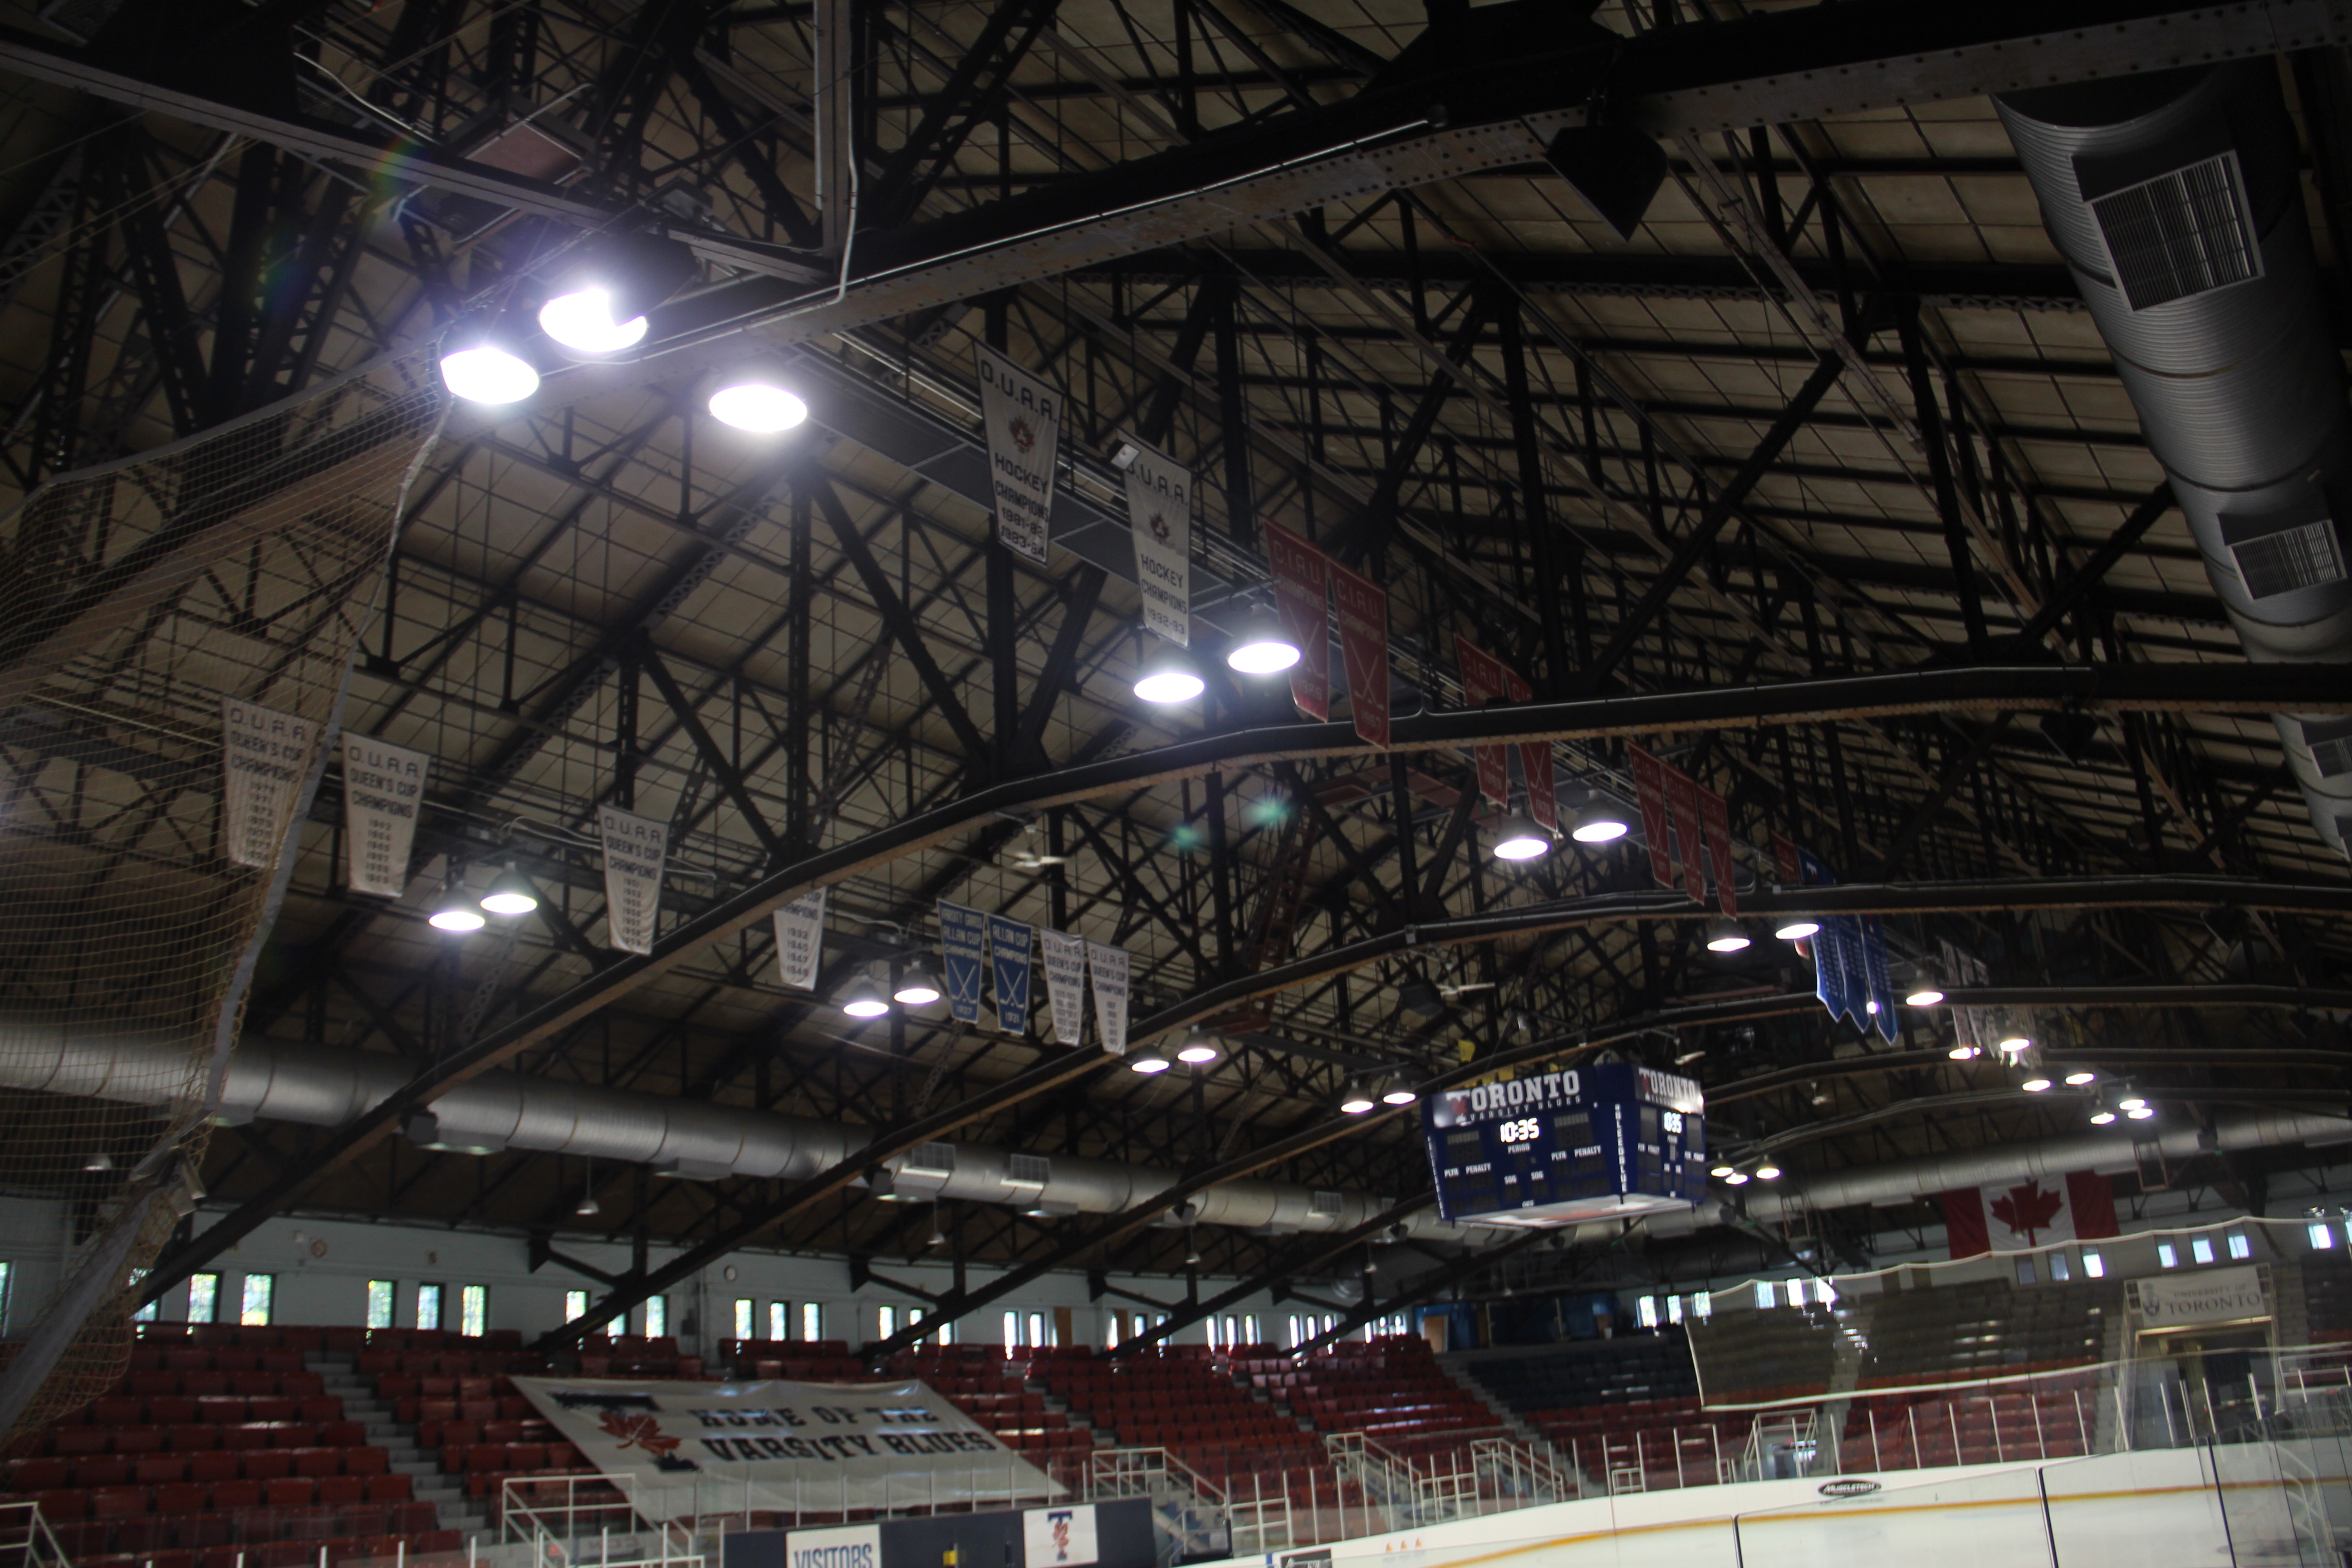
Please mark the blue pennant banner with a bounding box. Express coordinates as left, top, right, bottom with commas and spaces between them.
1862, 915, 1898, 1042
988, 914, 1035, 1034
938, 901, 988, 1025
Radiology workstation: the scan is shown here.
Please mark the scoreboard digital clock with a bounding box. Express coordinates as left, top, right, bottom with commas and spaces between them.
1422, 1063, 1707, 1227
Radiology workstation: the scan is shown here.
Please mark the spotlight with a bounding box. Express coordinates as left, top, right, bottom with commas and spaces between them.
1949, 1044, 1979, 1061
2089, 1108, 2117, 1126
2021, 1076, 2053, 1093
2063, 1071, 2096, 1087
1224, 611, 1302, 676
1340, 1086, 1377, 1115
536, 234, 696, 358
707, 358, 810, 433
2127, 1104, 2155, 1120
1755, 1163, 1782, 1181
1997, 1033, 2033, 1053
429, 889, 486, 933
893, 967, 943, 1006
1775, 919, 1820, 941
1381, 1079, 1419, 1107
1905, 985, 1947, 1007
480, 867, 539, 917
1129, 1049, 1173, 1074
1569, 802, 1630, 844
1176, 1030, 1221, 1066
1724, 1170, 1751, 1186
1709, 1163, 1736, 1179
1132, 642, 1205, 704
842, 976, 891, 1019
1705, 921, 1751, 953
2117, 1091, 2149, 1112
1493, 816, 1551, 861
437, 312, 540, 405
538, 289, 648, 356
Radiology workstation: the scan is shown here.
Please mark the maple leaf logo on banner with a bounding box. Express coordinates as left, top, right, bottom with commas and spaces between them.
1149, 511, 1170, 541
598, 1409, 682, 1457
1010, 416, 1037, 453
1990, 1180, 2065, 1244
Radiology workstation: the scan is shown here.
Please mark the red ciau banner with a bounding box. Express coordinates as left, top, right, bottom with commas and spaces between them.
1663, 764, 1705, 904
1455, 636, 1512, 811
1697, 783, 1736, 915
1627, 744, 1674, 887
1328, 559, 1390, 750
1264, 523, 1330, 721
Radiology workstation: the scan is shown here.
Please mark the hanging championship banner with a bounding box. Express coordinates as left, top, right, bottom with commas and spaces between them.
1328, 559, 1390, 750
774, 890, 827, 991
1696, 783, 1736, 916
1514, 687, 1557, 834
1862, 915, 1897, 1042
1264, 523, 1330, 721
1454, 636, 1513, 811
1118, 433, 1191, 645
1771, 832, 1801, 888
598, 807, 668, 955
1627, 745, 1675, 887
988, 914, 1035, 1034
510, 1376, 1060, 1522
1796, 848, 1848, 1023
1087, 942, 1130, 1055
1039, 929, 1088, 1045
1940, 938, 1992, 1055
1662, 765, 1706, 904
976, 346, 1059, 565
221, 697, 317, 870
340, 733, 428, 897
939, 902, 989, 1025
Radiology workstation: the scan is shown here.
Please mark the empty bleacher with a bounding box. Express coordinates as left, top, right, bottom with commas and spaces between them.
1852, 1279, 2117, 1389
1024, 1344, 1321, 1489
883, 1345, 1091, 1456
1460, 1333, 1744, 1488
1249, 1338, 1498, 1460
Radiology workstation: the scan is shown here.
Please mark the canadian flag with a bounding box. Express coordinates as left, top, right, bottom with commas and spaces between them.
1940, 1171, 2118, 1259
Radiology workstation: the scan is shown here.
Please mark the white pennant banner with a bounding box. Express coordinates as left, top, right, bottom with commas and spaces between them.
339, 734, 429, 898
598, 806, 669, 955
221, 697, 318, 870
1086, 942, 1130, 1056
1039, 929, 1088, 1046
773, 889, 827, 991
1118, 432, 1191, 646
976, 345, 1060, 566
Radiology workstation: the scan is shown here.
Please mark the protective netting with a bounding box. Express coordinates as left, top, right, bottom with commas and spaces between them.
0, 348, 446, 1442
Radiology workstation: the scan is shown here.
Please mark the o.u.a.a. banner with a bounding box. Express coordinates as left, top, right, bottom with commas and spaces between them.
511, 1376, 1061, 1520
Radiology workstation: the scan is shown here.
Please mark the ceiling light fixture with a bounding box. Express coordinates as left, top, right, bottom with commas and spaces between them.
1569, 802, 1630, 843
1998, 1032, 2034, 1054
1754, 1163, 1782, 1181
2021, 1075, 2053, 1093
1381, 1079, 1419, 1107
1224, 610, 1302, 676
83, 1152, 113, 1172
1723, 1170, 1751, 1186
535, 233, 696, 358
1492, 815, 1550, 861
1949, 1044, 1980, 1061
437, 311, 540, 405
1775, 919, 1820, 941
2089, 1107, 2117, 1126
893, 966, 943, 1006
841, 974, 891, 1019
1705, 921, 1751, 953
538, 288, 649, 356
2117, 1091, 2149, 1112
1176, 1030, 1221, 1066
2063, 1070, 2096, 1087
1132, 641, 1205, 704
480, 866, 540, 917
707, 358, 810, 433
1128, 1049, 1173, 1074
1709, 1163, 1736, 1179
2127, 1103, 2156, 1120
1339, 1086, 1377, 1115
429, 887, 486, 933
1905, 984, 1947, 1007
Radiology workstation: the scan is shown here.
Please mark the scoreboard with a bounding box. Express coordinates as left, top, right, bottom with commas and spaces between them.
1423, 1063, 1706, 1227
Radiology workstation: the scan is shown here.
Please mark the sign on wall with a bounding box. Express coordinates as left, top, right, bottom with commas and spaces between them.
511, 1377, 1060, 1521
2132, 1264, 2270, 1327
1024, 1504, 1098, 1568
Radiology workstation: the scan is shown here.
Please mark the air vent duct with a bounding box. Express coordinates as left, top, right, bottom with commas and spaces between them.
1999, 63, 2352, 859
1004, 1153, 1051, 1190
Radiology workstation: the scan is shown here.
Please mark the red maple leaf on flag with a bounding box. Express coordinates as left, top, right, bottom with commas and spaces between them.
1989, 1180, 2065, 1245
598, 1410, 681, 1457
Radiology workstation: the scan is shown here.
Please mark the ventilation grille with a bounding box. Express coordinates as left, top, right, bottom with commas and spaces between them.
2233, 520, 2348, 600
2090, 152, 2259, 310
902, 1142, 957, 1177
1309, 1190, 1344, 1220
1004, 1153, 1051, 1189
2306, 719, 2352, 780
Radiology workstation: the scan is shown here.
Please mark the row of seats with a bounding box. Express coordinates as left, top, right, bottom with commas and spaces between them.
63, 1395, 344, 1427
1462, 1336, 1700, 1418
117, 1371, 327, 1399
13, 1448, 394, 1489
1279, 1340, 1497, 1452
32, 1476, 416, 1518
73, 1525, 465, 1568
35, 1417, 358, 1453
136, 1324, 521, 1352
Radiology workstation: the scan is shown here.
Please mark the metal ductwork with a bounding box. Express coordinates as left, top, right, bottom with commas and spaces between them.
1996, 64, 2352, 858
0, 1022, 1483, 1244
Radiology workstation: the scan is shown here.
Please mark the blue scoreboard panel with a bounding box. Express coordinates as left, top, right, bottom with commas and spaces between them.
1423, 1064, 1706, 1226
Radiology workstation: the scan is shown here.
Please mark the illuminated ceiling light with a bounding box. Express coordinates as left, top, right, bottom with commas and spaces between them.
2126, 1104, 2156, 1120
893, 966, 942, 1006
437, 312, 540, 405
1775, 919, 1820, 941
2063, 1071, 2097, 1087
575, 1192, 601, 1217
1709, 1163, 1736, 1179
1723, 1170, 1751, 1186
2089, 1108, 2117, 1126
2021, 1076, 2053, 1093
536, 233, 695, 358
1906, 984, 1947, 1007
480, 866, 540, 917
1705, 921, 1751, 953
1339, 1086, 1377, 1115
1949, 1044, 1979, 1061
1129, 1049, 1173, 1074
1493, 816, 1550, 861
1569, 802, 1630, 844
1997, 1033, 2033, 1054
2117, 1091, 2148, 1112
1754, 1163, 1782, 1181
1380, 1078, 1419, 1107
429, 889, 486, 933
538, 288, 649, 356
1176, 1030, 1221, 1066
1132, 642, 1205, 704
1224, 611, 1302, 676
707, 358, 811, 433
83, 1151, 113, 1172
841, 975, 891, 1019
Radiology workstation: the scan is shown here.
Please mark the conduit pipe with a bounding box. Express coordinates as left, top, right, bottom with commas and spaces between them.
0, 1023, 1480, 1244
1997, 64, 2352, 856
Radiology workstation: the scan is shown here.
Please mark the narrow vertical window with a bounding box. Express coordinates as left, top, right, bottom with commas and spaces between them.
645, 1296, 666, 1337
416, 1283, 443, 1331
565, 1290, 589, 1322
769, 1302, 787, 1340
188, 1273, 219, 1324
461, 1285, 487, 1337
367, 1280, 396, 1330
240, 1275, 274, 1327
801, 1302, 820, 1341
735, 1299, 755, 1339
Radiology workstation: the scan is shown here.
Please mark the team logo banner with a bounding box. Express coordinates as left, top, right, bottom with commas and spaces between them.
340, 733, 428, 897
1328, 559, 1390, 750
220, 698, 317, 870
599, 807, 669, 954
988, 914, 1034, 1034
1086, 942, 1130, 1055
1039, 929, 1088, 1045
939, 902, 988, 1025
1264, 523, 1330, 720
1118, 434, 1191, 646
774, 890, 827, 991
510, 1376, 1060, 1522
977, 346, 1059, 566
1025, 1504, 1099, 1568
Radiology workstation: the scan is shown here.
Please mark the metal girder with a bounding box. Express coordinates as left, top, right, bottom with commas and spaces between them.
1111, 1196, 1430, 1355
124, 660, 2352, 1299
1292, 1225, 1556, 1355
